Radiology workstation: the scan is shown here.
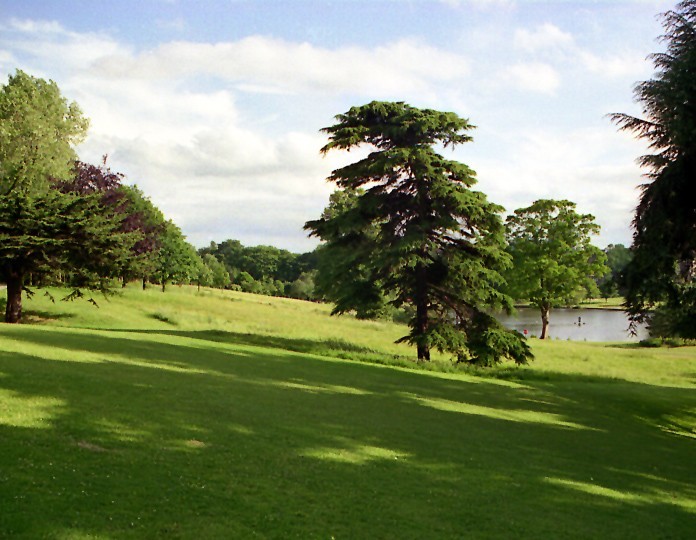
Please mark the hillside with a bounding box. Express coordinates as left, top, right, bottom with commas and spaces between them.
1, 286, 695, 538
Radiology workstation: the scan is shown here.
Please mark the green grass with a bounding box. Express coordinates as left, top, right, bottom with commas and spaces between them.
1, 285, 695, 538
515, 297, 626, 310
577, 297, 625, 310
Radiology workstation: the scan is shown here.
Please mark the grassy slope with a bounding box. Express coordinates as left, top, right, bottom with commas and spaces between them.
1, 285, 695, 539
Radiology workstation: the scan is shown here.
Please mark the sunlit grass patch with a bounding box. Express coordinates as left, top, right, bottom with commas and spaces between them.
300, 438, 411, 464
401, 393, 597, 430
545, 476, 696, 513
0, 389, 65, 428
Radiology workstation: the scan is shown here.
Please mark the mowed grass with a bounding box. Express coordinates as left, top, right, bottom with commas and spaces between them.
0, 286, 695, 538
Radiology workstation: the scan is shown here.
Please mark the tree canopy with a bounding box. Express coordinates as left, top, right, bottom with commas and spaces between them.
0, 70, 88, 196
598, 244, 633, 299
610, 0, 696, 337
0, 71, 134, 323
155, 221, 200, 292
504, 199, 608, 339
306, 101, 531, 365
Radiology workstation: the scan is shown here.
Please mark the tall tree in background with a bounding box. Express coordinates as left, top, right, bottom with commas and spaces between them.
119, 185, 166, 288
306, 101, 531, 365
505, 200, 608, 339
201, 253, 231, 289
155, 221, 199, 292
610, 0, 696, 337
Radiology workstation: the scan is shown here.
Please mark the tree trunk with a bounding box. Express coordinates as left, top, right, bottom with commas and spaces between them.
142, 277, 147, 290
161, 281, 166, 293
539, 303, 550, 339
415, 262, 430, 361
122, 274, 128, 288
5, 270, 24, 323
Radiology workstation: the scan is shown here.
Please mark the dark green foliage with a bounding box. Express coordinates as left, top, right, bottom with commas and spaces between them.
306, 101, 530, 365
597, 244, 632, 299
57, 162, 168, 290
312, 188, 396, 318
0, 189, 133, 321
458, 312, 532, 367
648, 282, 696, 338
201, 239, 318, 299
154, 221, 200, 292
505, 199, 609, 339
611, 1, 696, 336
118, 185, 166, 286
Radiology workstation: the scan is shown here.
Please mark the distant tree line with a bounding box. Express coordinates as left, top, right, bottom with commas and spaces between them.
0, 69, 231, 321
198, 240, 319, 300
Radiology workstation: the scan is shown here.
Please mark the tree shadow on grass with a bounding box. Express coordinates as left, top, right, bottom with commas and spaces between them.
1, 327, 695, 538
0, 297, 76, 324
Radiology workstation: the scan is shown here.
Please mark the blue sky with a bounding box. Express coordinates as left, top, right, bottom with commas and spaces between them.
0, 0, 673, 251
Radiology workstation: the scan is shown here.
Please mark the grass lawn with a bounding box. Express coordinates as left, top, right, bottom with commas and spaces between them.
1, 285, 695, 538
577, 297, 626, 310
515, 297, 626, 310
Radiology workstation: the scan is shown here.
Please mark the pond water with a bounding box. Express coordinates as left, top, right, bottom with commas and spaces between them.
495, 307, 649, 342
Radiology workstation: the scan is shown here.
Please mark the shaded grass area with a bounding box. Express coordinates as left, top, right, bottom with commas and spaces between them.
1, 322, 695, 539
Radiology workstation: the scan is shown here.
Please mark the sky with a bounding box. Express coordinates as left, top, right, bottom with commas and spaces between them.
0, 0, 674, 252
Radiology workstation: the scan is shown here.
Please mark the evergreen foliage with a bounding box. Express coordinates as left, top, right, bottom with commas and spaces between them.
610, 0, 696, 337
306, 101, 531, 365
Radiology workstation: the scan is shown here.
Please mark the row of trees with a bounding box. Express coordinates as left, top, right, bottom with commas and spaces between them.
0, 70, 235, 322
201, 207, 626, 341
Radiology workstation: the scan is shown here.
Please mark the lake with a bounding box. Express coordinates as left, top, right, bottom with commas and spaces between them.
496, 307, 649, 342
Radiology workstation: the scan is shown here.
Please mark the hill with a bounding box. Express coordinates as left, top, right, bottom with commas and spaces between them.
1, 285, 695, 538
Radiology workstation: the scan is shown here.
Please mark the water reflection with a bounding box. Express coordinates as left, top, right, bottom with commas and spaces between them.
496, 308, 649, 342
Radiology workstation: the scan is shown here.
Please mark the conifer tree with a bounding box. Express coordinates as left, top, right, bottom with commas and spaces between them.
307, 101, 531, 365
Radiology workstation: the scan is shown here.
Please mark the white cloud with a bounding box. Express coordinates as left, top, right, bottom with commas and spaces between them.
511, 21, 652, 83
578, 50, 651, 79
90, 37, 470, 97
2, 18, 124, 74
6, 19, 64, 33
514, 23, 574, 52
504, 62, 560, 94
